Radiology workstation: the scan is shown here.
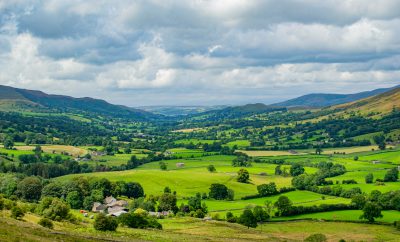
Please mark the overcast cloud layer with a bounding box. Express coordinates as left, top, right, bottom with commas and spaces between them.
0, 0, 399, 106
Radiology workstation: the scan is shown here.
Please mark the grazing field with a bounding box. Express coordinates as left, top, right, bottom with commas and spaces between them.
15, 145, 88, 157
175, 139, 219, 145
237, 150, 304, 156
226, 140, 250, 148
320, 145, 384, 154
273, 210, 400, 223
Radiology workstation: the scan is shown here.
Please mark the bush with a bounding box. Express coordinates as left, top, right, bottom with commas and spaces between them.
226, 212, 236, 223
38, 218, 54, 229
118, 212, 162, 229
394, 221, 400, 230
365, 173, 374, 184
11, 206, 25, 220
304, 233, 327, 242
342, 179, 357, 184
94, 213, 118, 231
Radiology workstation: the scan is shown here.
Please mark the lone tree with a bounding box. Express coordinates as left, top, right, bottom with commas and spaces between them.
209, 183, 228, 200
237, 169, 250, 183
365, 173, 374, 184
3, 137, 14, 150
290, 163, 305, 177
315, 147, 323, 155
159, 161, 167, 170
373, 135, 386, 150
207, 165, 216, 173
384, 167, 399, 182
274, 196, 292, 216
239, 209, 257, 228
360, 202, 383, 222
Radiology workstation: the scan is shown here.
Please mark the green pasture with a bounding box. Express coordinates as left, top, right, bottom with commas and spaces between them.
225, 140, 250, 148
174, 139, 219, 145
273, 210, 400, 223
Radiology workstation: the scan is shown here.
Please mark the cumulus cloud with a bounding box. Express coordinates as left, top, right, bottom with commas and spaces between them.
0, 0, 399, 105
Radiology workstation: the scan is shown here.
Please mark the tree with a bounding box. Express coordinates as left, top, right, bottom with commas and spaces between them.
124, 182, 144, 199
257, 183, 278, 196
41, 198, 71, 221
227, 189, 235, 201
159, 161, 167, 170
232, 154, 252, 167
226, 211, 236, 223
351, 194, 367, 209
253, 206, 269, 222
373, 135, 386, 150
118, 212, 162, 229
66, 191, 82, 209
209, 184, 228, 200
11, 206, 25, 220
384, 167, 399, 182
237, 169, 250, 183
158, 193, 178, 213
315, 147, 323, 155
360, 202, 383, 222
16, 176, 42, 202
94, 213, 118, 231
274, 165, 283, 175
239, 209, 257, 228
365, 173, 374, 184
274, 196, 292, 216
3, 138, 14, 149
290, 163, 305, 177
127, 155, 140, 169
207, 165, 216, 172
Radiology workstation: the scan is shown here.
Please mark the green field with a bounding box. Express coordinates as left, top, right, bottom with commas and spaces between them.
273, 210, 400, 223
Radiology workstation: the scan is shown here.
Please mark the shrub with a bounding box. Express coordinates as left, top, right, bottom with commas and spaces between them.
209, 184, 228, 200
226, 211, 236, 223
365, 173, 374, 184
237, 169, 250, 183
118, 212, 162, 229
207, 165, 216, 172
238, 209, 257, 228
94, 213, 118, 231
342, 179, 357, 184
304, 233, 327, 242
394, 221, 400, 230
38, 218, 54, 229
11, 206, 25, 220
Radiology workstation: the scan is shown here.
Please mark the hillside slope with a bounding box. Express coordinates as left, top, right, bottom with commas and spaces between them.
332, 87, 400, 114
0, 85, 158, 120
274, 86, 397, 108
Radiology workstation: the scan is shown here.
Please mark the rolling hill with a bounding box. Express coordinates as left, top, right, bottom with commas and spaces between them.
0, 85, 159, 120
332, 86, 400, 115
273, 85, 398, 108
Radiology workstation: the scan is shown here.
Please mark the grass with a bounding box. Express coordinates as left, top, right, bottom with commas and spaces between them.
237, 150, 303, 156
225, 140, 250, 148
1, 213, 399, 242
272, 210, 400, 223
15, 145, 88, 157
175, 139, 219, 145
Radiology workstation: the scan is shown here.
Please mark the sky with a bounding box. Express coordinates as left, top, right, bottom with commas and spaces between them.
0, 0, 399, 106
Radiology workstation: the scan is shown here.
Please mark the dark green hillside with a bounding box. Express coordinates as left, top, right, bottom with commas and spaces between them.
274, 85, 397, 108
0, 85, 159, 120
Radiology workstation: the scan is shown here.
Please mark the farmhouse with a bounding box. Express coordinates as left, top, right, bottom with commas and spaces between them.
92, 202, 106, 212
372, 160, 381, 164
176, 162, 185, 168
91, 196, 128, 216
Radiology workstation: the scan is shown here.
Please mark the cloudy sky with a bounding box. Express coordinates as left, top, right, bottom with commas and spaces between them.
0, 0, 399, 106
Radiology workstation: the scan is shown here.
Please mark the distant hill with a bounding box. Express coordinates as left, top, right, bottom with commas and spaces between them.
273, 86, 398, 108
190, 103, 286, 120
332, 87, 400, 115
0, 85, 159, 120
139, 105, 228, 116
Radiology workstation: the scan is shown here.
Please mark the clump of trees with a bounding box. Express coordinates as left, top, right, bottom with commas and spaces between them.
232, 153, 252, 167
